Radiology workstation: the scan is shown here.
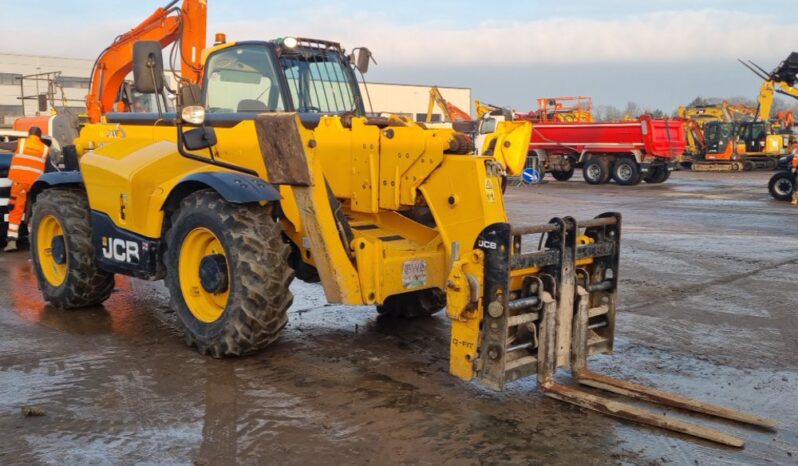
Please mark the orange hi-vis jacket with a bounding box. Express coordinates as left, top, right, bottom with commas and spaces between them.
9, 135, 49, 185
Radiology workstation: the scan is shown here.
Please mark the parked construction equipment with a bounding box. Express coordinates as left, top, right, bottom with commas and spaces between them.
768, 154, 797, 202
479, 110, 684, 184
426, 86, 471, 124
678, 101, 749, 162
527, 116, 684, 184
21, 0, 773, 447
523, 96, 593, 123
85, 0, 206, 123
689, 54, 798, 171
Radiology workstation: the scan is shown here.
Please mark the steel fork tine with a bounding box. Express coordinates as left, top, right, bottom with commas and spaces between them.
538, 291, 748, 448
571, 286, 775, 430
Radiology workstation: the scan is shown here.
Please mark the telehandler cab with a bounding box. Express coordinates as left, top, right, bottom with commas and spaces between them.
27, 31, 772, 446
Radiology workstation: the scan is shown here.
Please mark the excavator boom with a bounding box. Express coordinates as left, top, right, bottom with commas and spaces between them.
86, 0, 207, 123
427, 86, 471, 123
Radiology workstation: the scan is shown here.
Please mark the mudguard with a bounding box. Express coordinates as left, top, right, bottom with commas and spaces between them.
28, 171, 84, 201
163, 171, 281, 211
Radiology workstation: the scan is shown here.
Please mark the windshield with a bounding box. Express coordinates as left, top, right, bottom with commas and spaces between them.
205, 45, 285, 113
279, 48, 358, 114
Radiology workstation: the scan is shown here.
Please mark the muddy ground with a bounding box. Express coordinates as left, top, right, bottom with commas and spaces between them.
0, 170, 796, 465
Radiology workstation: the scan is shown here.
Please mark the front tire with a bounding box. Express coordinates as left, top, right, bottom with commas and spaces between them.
30, 189, 115, 309
768, 171, 795, 201
165, 190, 294, 357
612, 158, 642, 185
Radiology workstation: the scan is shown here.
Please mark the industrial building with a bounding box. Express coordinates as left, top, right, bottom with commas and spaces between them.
0, 52, 470, 126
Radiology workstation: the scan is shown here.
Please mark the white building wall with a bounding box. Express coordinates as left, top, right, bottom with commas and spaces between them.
359, 82, 471, 121
0, 53, 471, 125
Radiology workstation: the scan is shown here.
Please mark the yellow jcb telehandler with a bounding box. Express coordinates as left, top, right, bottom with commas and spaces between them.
26, 26, 772, 446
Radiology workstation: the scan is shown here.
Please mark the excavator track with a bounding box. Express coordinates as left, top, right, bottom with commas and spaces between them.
692, 157, 778, 172
471, 213, 775, 447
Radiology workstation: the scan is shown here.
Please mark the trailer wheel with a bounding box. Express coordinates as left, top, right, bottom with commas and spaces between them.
644, 166, 670, 184
612, 158, 642, 185
768, 171, 795, 201
552, 167, 575, 181
377, 288, 446, 318
582, 158, 611, 185
165, 190, 294, 357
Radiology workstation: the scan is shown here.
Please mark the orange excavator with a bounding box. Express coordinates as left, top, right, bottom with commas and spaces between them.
86, 0, 207, 123
426, 86, 471, 123
13, 0, 207, 132
2, 0, 208, 244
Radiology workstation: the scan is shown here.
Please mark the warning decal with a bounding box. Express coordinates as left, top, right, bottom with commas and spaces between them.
402, 259, 427, 289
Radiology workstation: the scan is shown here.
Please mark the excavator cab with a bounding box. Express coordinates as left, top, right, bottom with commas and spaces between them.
703, 121, 735, 156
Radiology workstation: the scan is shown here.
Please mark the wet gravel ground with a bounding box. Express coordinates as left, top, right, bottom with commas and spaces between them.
0, 170, 796, 465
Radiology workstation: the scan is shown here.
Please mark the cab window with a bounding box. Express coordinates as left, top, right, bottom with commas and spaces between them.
279, 49, 357, 113
205, 45, 285, 113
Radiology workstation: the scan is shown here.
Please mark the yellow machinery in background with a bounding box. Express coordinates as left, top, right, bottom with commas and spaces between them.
25, 3, 773, 447
680, 52, 798, 171
740, 55, 798, 128
534, 96, 593, 122
677, 103, 728, 161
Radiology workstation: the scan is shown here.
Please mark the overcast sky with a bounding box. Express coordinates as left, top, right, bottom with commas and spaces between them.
1, 0, 796, 113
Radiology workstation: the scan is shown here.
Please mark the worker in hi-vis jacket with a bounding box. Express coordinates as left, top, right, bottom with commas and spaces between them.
3, 127, 50, 252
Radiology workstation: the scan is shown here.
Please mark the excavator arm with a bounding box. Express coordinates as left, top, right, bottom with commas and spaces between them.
722, 100, 756, 121
86, 0, 207, 123
427, 86, 471, 123
475, 100, 501, 120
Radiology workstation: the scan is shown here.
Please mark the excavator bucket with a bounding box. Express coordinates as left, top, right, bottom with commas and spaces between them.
470, 213, 775, 447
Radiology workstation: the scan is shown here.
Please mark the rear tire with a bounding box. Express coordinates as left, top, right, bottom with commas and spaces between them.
768, 171, 795, 201
582, 157, 611, 185
552, 167, 575, 181
30, 189, 115, 309
376, 288, 446, 318
165, 190, 294, 357
644, 166, 670, 184
612, 158, 642, 185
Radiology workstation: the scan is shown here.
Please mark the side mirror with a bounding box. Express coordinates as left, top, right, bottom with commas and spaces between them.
350, 48, 374, 74
182, 126, 217, 151
133, 41, 165, 94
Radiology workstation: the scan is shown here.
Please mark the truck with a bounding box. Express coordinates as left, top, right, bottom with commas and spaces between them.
527, 116, 685, 185
478, 113, 685, 185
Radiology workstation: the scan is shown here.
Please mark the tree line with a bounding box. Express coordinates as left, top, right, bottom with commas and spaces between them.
593, 96, 798, 121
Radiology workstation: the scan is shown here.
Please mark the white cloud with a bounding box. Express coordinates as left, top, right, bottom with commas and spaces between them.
1, 8, 794, 69
213, 9, 797, 67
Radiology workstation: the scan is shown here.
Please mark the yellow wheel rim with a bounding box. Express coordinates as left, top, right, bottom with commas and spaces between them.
37, 214, 67, 287
179, 227, 230, 323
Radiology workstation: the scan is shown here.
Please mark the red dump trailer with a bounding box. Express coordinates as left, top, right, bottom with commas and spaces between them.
523, 115, 686, 185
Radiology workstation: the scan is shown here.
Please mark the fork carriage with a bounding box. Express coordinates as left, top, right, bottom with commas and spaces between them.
469, 213, 774, 448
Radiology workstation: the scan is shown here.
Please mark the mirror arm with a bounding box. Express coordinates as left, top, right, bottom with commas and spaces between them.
149, 62, 164, 118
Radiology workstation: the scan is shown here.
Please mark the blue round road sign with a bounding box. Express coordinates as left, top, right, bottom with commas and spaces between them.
522, 168, 541, 184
